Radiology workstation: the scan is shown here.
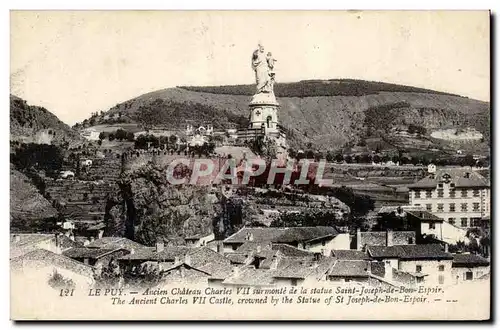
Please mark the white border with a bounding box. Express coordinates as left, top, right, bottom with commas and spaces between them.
2, 1, 497, 328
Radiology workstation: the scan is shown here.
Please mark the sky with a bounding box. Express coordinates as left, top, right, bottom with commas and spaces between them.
10, 10, 490, 125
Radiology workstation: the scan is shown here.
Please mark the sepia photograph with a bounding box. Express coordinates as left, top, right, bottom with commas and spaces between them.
9, 9, 491, 320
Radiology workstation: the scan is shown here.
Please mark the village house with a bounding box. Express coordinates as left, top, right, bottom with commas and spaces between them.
185, 233, 215, 247
408, 168, 490, 228
451, 253, 490, 284
356, 229, 416, 251
85, 236, 146, 251
223, 226, 350, 255
10, 233, 81, 259
62, 247, 130, 267
10, 249, 95, 288
405, 209, 468, 244
366, 244, 453, 285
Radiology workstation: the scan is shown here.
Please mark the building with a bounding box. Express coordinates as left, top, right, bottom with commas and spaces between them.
451, 253, 490, 284
367, 244, 453, 285
10, 233, 80, 259
405, 210, 469, 244
408, 169, 490, 228
10, 249, 95, 288
223, 226, 350, 255
356, 229, 416, 251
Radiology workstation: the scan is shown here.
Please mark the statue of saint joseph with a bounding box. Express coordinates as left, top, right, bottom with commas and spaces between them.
251, 43, 277, 94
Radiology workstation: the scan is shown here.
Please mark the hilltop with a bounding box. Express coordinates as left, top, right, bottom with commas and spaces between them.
84, 79, 490, 154
10, 95, 82, 146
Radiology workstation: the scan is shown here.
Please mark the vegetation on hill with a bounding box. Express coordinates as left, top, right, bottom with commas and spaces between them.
179, 79, 460, 97
10, 95, 81, 145
133, 99, 249, 130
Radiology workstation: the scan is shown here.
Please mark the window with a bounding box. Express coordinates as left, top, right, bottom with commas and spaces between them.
417, 277, 424, 283
438, 275, 444, 284
322, 240, 326, 246
461, 189, 468, 198
416, 265, 422, 272
473, 203, 480, 212
437, 204, 444, 212
461, 203, 468, 212
426, 204, 432, 211
438, 265, 445, 271
449, 203, 456, 212
414, 204, 421, 207
461, 218, 468, 227
450, 183, 455, 188
426, 190, 432, 198
429, 222, 436, 230
291, 279, 298, 286
408, 237, 414, 244
438, 183, 443, 188
437, 189, 444, 198
473, 189, 480, 197
476, 271, 483, 278
449, 190, 456, 198
465, 272, 473, 281
472, 218, 481, 227
448, 218, 456, 225
414, 190, 421, 198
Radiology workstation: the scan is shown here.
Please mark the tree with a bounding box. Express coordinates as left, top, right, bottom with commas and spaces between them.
169, 135, 178, 146
98, 132, 106, 140
115, 129, 127, 141
126, 131, 135, 142
108, 133, 115, 141
325, 150, 335, 162
334, 153, 344, 163
344, 155, 353, 164
463, 154, 475, 168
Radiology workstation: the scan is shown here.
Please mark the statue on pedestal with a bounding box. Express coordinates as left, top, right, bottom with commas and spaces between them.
251, 43, 277, 94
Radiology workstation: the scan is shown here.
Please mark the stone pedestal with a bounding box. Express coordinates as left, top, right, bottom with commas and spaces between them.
248, 92, 279, 134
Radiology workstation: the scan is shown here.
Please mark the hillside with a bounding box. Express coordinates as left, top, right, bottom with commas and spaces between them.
10, 167, 57, 231
90, 79, 490, 152
10, 95, 82, 145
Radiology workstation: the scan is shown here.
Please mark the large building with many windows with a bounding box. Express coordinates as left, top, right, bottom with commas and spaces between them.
407, 169, 490, 228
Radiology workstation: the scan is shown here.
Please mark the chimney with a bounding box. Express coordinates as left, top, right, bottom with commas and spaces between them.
248, 233, 254, 241
90, 236, 95, 242
14, 235, 20, 243
386, 229, 394, 247
129, 248, 135, 255
156, 242, 165, 253
444, 243, 449, 253
69, 234, 75, 241
270, 256, 279, 270
256, 245, 261, 253
384, 261, 393, 281
356, 228, 362, 251
174, 256, 180, 264
232, 266, 240, 277
184, 255, 191, 265
465, 172, 471, 178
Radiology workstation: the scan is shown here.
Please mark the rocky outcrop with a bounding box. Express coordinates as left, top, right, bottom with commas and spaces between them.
104, 164, 222, 246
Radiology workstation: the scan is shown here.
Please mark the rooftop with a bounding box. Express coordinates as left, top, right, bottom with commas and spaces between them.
328, 260, 370, 278
408, 169, 489, 189
86, 237, 146, 251
367, 244, 453, 260
332, 250, 370, 261
452, 253, 490, 267
62, 247, 124, 259
10, 248, 95, 278
224, 226, 340, 244
359, 231, 416, 247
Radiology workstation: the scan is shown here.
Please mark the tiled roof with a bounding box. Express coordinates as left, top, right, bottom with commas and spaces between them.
332, 250, 370, 260
452, 253, 490, 267
272, 244, 315, 257
10, 248, 95, 278
222, 266, 276, 286
10, 233, 81, 259
235, 242, 273, 253
272, 257, 335, 280
224, 226, 339, 244
406, 210, 444, 222
328, 260, 370, 277
408, 169, 490, 189
62, 247, 121, 259
86, 237, 146, 250
367, 244, 453, 260
359, 231, 415, 247
224, 253, 248, 265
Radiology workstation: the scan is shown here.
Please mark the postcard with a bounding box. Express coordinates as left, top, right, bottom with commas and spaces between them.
10, 10, 490, 320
